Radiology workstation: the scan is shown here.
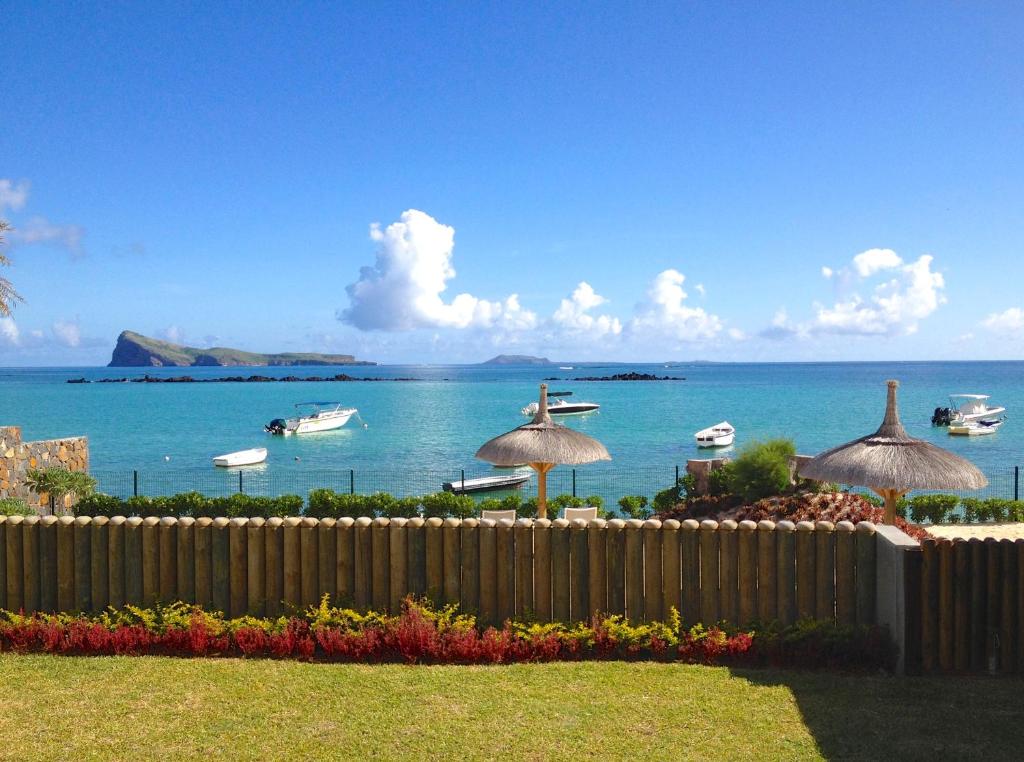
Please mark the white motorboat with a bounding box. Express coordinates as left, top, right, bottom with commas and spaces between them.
948, 417, 1005, 437
522, 391, 599, 416
443, 473, 531, 494
932, 394, 1006, 425
694, 421, 735, 448
265, 401, 359, 435
213, 447, 268, 467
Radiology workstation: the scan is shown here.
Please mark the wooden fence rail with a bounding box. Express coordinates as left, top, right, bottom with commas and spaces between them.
912, 537, 1023, 675
0, 515, 879, 627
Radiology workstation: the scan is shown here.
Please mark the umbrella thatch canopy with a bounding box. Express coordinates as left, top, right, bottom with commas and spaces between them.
476, 383, 611, 519
801, 380, 988, 523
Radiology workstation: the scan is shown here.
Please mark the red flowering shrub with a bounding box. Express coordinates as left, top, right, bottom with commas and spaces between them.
0, 598, 894, 672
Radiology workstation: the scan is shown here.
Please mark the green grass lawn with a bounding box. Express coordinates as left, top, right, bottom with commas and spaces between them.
1, 656, 1021, 760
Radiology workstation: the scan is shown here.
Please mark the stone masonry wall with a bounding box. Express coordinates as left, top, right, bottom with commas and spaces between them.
0, 426, 89, 513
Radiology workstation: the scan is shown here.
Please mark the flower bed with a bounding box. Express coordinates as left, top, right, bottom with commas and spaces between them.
0, 598, 895, 671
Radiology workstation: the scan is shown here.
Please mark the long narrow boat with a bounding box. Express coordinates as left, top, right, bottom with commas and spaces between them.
213, 447, 268, 467
442, 473, 531, 494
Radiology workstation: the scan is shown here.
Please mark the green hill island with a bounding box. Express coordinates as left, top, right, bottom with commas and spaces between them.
108, 331, 376, 367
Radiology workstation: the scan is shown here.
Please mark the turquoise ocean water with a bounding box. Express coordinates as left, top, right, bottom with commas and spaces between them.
1, 362, 1022, 504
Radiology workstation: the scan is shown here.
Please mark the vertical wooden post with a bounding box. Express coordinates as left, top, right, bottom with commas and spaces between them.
642, 519, 663, 622
176, 517, 196, 604
718, 520, 738, 625
335, 517, 355, 605
605, 519, 626, 617
141, 516, 160, 608
814, 521, 835, 621
90, 516, 109, 613
22, 516, 41, 614
6, 517, 25, 613
569, 519, 589, 622
758, 520, 779, 624
953, 539, 970, 671
424, 517, 443, 605
40, 515, 60, 612
661, 519, 681, 621
985, 538, 1000, 671
405, 517, 426, 599
999, 540, 1016, 673
775, 520, 796, 626
588, 518, 609, 618
680, 519, 700, 624
75, 516, 93, 612
122, 517, 143, 608
441, 518, 461, 609
496, 518, 516, 623
318, 518, 338, 605
158, 517, 177, 603
228, 517, 248, 618
968, 538, 985, 671
937, 539, 954, 671
1017, 539, 1024, 673
835, 521, 856, 626
623, 519, 644, 621
57, 516, 78, 610
193, 517, 213, 610
920, 538, 938, 672
461, 518, 479, 614
532, 519, 552, 621
300, 517, 320, 609
371, 517, 390, 612
0, 517, 6, 611
855, 522, 877, 625
551, 518, 571, 622
263, 517, 283, 615
247, 517, 266, 616
512, 519, 532, 616
699, 520, 719, 624
795, 521, 816, 620
389, 517, 409, 614
478, 519, 498, 627
282, 517, 302, 610
737, 520, 758, 627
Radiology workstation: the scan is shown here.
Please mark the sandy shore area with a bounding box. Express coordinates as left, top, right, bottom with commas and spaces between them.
926, 524, 1024, 541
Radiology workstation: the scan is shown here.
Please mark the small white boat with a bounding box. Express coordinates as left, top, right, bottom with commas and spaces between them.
949, 418, 1004, 436
933, 394, 1006, 425
213, 447, 268, 467
695, 421, 735, 448
522, 391, 599, 416
265, 401, 359, 435
443, 473, 531, 494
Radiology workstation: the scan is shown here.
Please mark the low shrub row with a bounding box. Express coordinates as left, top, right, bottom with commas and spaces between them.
75, 492, 305, 518
0, 597, 895, 670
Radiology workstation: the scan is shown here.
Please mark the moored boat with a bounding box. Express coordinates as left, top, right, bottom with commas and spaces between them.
522, 391, 599, 416
265, 402, 359, 435
694, 421, 735, 448
213, 447, 268, 467
948, 417, 1005, 436
443, 473, 531, 494
932, 394, 1006, 426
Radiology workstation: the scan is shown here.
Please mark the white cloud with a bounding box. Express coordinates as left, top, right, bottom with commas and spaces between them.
759, 308, 805, 340
10, 216, 85, 256
158, 325, 186, 344
52, 320, 81, 347
821, 266, 833, 279
694, 283, 706, 297
551, 282, 622, 340
982, 307, 1024, 336
0, 179, 29, 212
812, 251, 945, 336
727, 327, 746, 341
629, 269, 722, 342
340, 209, 536, 331
0, 317, 19, 346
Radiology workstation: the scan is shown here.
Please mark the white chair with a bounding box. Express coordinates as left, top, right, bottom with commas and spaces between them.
481, 509, 517, 522
563, 506, 598, 522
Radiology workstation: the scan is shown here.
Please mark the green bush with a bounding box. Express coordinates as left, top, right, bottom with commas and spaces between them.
0, 497, 34, 516
618, 495, 652, 520
653, 480, 686, 512
707, 465, 734, 497
73, 493, 123, 516
421, 491, 474, 519
477, 494, 522, 514
727, 439, 796, 503
24, 467, 97, 513
908, 494, 960, 524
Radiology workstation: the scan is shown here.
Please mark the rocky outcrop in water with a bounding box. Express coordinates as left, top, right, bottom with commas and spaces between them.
69, 374, 418, 384
544, 372, 686, 381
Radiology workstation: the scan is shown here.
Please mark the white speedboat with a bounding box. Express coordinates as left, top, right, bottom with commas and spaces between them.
265, 402, 359, 435
213, 447, 268, 467
932, 394, 1006, 425
949, 418, 1005, 437
443, 473, 531, 494
522, 391, 599, 416
695, 421, 735, 448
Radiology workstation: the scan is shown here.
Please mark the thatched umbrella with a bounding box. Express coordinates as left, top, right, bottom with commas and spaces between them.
801, 380, 987, 523
476, 383, 611, 519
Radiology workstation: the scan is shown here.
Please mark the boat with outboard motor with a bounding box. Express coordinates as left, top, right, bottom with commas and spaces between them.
932, 394, 1007, 426
521, 391, 599, 416
694, 421, 735, 448
265, 402, 361, 435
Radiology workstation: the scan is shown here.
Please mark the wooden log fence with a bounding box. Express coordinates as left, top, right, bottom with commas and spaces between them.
0, 515, 878, 627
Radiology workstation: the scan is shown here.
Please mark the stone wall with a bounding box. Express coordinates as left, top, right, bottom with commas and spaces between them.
0, 426, 89, 512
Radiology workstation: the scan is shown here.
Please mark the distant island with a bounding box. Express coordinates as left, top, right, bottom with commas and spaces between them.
108, 331, 376, 368
480, 354, 556, 366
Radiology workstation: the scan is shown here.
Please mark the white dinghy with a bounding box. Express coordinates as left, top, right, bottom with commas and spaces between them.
694, 421, 735, 448
213, 447, 268, 467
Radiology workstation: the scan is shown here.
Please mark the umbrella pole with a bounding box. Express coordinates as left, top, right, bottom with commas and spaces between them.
872, 487, 906, 524
532, 462, 553, 519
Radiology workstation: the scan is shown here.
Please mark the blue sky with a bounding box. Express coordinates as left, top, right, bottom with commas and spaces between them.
1, 1, 1022, 365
